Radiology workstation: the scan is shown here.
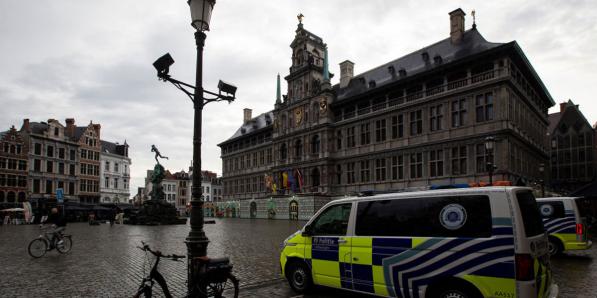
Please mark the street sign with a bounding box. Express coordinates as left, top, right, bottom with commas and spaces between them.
56, 188, 64, 203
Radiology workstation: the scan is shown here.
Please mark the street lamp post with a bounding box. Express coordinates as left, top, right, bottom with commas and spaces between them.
539, 163, 545, 197
153, 1, 237, 296
485, 136, 496, 185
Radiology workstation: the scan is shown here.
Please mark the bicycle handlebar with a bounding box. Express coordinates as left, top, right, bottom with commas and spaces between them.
137, 242, 185, 261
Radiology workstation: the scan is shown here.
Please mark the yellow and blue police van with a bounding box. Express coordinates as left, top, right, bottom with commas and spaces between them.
537, 197, 592, 256
280, 187, 559, 298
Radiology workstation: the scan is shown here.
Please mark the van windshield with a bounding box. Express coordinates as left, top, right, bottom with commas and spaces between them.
516, 191, 544, 237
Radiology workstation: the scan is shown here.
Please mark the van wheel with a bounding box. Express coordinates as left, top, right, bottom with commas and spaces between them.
548, 237, 563, 256
428, 280, 482, 298
286, 261, 313, 294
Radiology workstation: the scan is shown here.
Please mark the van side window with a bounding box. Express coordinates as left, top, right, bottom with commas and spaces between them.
355, 196, 491, 238
537, 201, 565, 219
516, 191, 544, 237
311, 203, 352, 236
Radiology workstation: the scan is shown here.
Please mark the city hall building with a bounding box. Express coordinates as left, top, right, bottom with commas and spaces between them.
218, 8, 554, 220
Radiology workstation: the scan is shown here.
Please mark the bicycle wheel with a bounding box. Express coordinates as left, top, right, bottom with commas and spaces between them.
28, 238, 48, 258
56, 236, 73, 254
207, 273, 239, 298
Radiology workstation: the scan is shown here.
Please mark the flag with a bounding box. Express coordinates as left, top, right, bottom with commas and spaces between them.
288, 170, 296, 192
295, 169, 303, 192
264, 174, 272, 190
272, 183, 277, 194
282, 172, 288, 189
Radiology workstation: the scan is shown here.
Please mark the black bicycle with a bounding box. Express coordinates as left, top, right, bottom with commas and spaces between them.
28, 225, 73, 258
133, 242, 239, 298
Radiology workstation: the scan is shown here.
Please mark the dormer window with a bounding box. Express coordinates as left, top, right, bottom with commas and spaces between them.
388, 65, 396, 75
368, 80, 376, 88
358, 77, 366, 85
434, 55, 443, 64
399, 68, 407, 77
421, 52, 430, 62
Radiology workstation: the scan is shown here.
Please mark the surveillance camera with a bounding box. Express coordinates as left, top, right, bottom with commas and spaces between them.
153, 53, 175, 77
218, 80, 237, 97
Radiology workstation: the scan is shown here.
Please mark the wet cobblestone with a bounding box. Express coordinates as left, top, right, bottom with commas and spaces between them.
0, 220, 595, 297
0, 219, 304, 297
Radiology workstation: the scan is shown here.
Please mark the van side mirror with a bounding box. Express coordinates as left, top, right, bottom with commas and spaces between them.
302, 224, 313, 237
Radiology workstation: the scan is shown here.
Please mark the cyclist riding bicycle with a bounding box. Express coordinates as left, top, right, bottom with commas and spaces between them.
41, 207, 67, 246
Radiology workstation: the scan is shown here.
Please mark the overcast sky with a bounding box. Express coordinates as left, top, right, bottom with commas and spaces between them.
1, 0, 596, 194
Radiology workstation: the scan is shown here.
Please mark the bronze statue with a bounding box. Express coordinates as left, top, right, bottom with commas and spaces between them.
151, 144, 169, 164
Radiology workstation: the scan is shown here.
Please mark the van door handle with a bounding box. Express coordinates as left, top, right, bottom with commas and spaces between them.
337, 239, 347, 244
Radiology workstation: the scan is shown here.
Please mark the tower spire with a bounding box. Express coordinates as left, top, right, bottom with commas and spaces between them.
323, 47, 330, 82
276, 73, 281, 104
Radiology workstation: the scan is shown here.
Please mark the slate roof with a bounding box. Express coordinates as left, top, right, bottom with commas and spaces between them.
101, 140, 118, 154
220, 111, 274, 145
72, 127, 87, 141
548, 112, 562, 134
335, 28, 503, 100
29, 122, 49, 135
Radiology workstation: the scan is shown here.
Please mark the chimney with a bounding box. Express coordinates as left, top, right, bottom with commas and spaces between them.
339, 60, 355, 88
22, 119, 30, 132
92, 123, 101, 140
65, 118, 75, 137
449, 8, 466, 44
243, 108, 252, 124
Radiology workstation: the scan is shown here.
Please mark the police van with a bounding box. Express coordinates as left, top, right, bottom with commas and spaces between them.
280, 187, 559, 298
536, 197, 592, 256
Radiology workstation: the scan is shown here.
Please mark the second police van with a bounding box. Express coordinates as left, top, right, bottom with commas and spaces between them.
536, 197, 592, 256
280, 187, 559, 298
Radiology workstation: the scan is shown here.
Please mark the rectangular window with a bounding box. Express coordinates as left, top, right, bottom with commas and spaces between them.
252, 153, 257, 167
360, 123, 371, 145
336, 164, 342, 184
115, 163, 119, 172
69, 164, 75, 176
390, 114, 404, 139
409, 110, 422, 136
391, 155, 404, 180
58, 163, 65, 174
69, 182, 75, 195
46, 161, 54, 173
70, 149, 76, 161
58, 148, 65, 159
476, 92, 494, 122
33, 179, 40, 193
114, 178, 119, 189
47, 145, 54, 157
267, 149, 273, 163
18, 160, 27, 171
429, 150, 444, 177
360, 160, 371, 182
105, 177, 109, 188
81, 149, 87, 159
452, 98, 467, 127
475, 144, 492, 173
35, 143, 42, 155
452, 146, 468, 175
375, 158, 387, 181
347, 126, 356, 148
81, 164, 87, 175
375, 119, 386, 142
105, 161, 110, 171
347, 162, 356, 184
429, 104, 443, 131
409, 153, 423, 178
355, 196, 492, 237
260, 151, 265, 165
46, 180, 52, 194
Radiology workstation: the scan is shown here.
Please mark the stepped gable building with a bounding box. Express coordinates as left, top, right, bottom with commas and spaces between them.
20, 119, 80, 208
548, 100, 596, 193
172, 170, 190, 215
66, 119, 101, 204
219, 8, 555, 219
100, 140, 131, 203
0, 126, 28, 208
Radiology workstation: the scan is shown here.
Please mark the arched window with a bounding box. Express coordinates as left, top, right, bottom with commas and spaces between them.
280, 143, 287, 160
311, 135, 320, 154
0, 191, 5, 202
17, 192, 26, 202
294, 139, 302, 158
289, 200, 299, 220
7, 191, 16, 203
311, 168, 320, 187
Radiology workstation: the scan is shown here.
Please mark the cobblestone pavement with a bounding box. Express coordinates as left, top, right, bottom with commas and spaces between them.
1, 220, 595, 297
0, 218, 304, 297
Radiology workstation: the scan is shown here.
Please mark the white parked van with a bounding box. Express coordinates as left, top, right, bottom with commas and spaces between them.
280, 187, 559, 298
537, 197, 592, 255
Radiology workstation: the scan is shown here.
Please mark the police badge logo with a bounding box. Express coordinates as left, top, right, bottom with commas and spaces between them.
440, 204, 467, 230
540, 204, 554, 217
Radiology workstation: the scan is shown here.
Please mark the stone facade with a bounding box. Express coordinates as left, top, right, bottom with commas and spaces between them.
0, 126, 28, 207
67, 119, 101, 204
219, 9, 554, 219
100, 140, 131, 203
548, 100, 596, 193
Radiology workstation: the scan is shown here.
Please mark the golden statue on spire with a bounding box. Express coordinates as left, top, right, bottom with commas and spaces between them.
297, 13, 304, 24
